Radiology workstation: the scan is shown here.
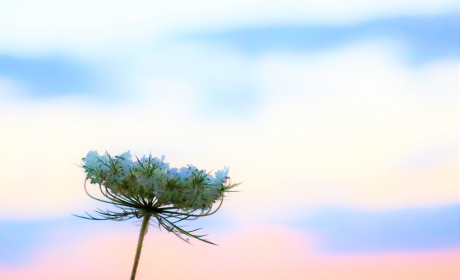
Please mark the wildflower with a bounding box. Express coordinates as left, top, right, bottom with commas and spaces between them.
213, 166, 230, 185
75, 150, 240, 280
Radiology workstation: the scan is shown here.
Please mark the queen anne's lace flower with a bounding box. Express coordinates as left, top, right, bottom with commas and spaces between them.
213, 166, 230, 185
78, 150, 239, 243
76, 150, 240, 280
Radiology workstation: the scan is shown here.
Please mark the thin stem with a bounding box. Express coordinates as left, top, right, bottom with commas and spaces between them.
130, 214, 151, 280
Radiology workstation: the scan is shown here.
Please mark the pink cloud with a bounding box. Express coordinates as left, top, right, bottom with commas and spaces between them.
1, 226, 458, 280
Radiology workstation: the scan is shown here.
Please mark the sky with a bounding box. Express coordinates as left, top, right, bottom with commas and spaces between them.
0, 1, 458, 279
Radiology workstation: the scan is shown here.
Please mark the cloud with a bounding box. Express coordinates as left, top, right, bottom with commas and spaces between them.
1, 14, 456, 106
0, 41, 457, 219
291, 204, 460, 253
129, 45, 261, 117
1, 226, 459, 279
0, 218, 114, 266
187, 13, 458, 64
3, 203, 457, 266
0, 1, 456, 55
0, 55, 104, 98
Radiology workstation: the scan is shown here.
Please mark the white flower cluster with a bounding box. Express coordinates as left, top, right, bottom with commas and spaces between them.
82, 151, 231, 210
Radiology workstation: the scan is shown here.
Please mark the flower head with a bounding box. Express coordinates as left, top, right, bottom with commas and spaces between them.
77, 150, 240, 244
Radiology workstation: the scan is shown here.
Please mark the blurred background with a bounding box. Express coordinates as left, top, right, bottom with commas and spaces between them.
0, 1, 458, 279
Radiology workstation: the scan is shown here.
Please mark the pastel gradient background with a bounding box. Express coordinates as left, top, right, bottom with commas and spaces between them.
0, 1, 458, 279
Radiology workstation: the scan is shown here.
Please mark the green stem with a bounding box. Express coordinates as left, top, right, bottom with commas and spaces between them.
130, 214, 151, 280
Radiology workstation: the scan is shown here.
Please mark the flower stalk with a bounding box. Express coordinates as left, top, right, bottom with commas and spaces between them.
131, 214, 151, 280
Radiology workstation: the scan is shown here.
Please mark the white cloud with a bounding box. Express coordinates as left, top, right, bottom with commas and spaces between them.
248, 42, 458, 209
0, 0, 455, 55
0, 41, 457, 219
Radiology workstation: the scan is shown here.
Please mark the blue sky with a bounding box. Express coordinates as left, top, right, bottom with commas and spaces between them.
2, 203, 458, 265
0, 13, 456, 101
